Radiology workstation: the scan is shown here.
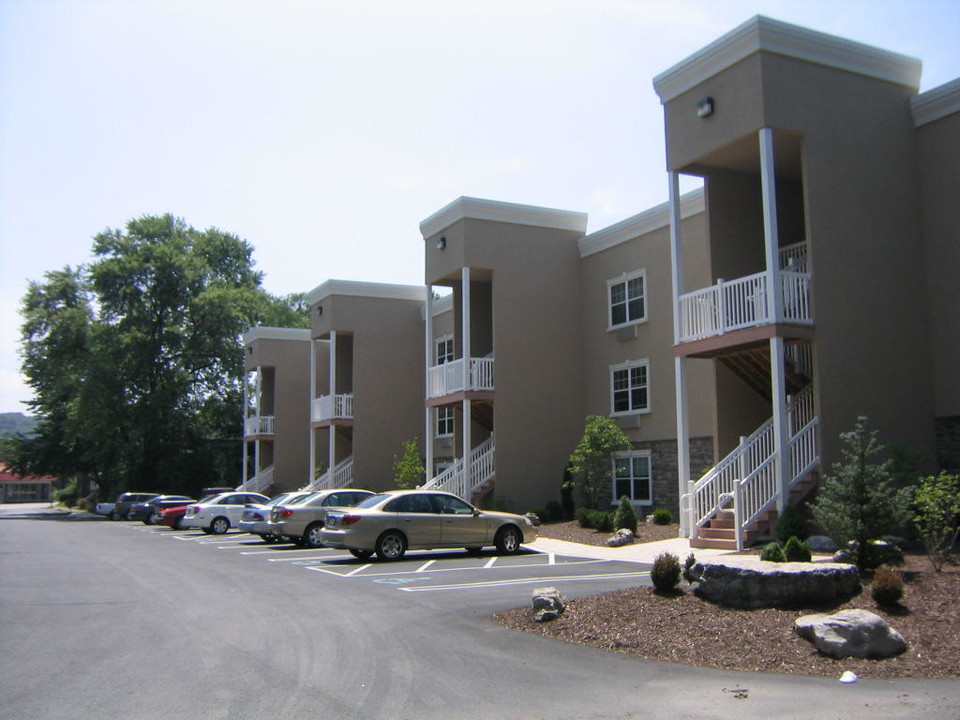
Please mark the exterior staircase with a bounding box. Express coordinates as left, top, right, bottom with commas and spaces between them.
303, 456, 354, 492
421, 435, 495, 503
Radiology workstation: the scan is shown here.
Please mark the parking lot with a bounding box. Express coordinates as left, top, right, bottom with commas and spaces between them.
120, 522, 653, 596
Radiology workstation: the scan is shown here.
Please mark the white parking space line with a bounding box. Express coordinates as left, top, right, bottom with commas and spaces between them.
398, 570, 651, 592
416, 560, 436, 573
305, 557, 609, 579
483, 557, 497, 569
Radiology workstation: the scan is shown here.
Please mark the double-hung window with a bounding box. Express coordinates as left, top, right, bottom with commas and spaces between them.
436, 406, 455, 437
610, 359, 649, 415
613, 451, 652, 504
436, 336, 454, 365
608, 270, 646, 328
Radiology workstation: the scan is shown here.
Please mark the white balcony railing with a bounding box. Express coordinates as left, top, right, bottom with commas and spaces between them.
677, 270, 812, 343
244, 415, 275, 437
427, 357, 494, 398
311, 394, 354, 423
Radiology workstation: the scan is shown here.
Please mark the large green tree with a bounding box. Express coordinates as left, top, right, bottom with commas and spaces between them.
10, 214, 307, 497
567, 415, 632, 510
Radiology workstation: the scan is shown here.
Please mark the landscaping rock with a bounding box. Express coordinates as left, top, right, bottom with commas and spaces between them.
689, 557, 861, 609
794, 609, 907, 659
532, 586, 565, 622
806, 535, 838, 553
832, 540, 904, 567
607, 528, 635, 547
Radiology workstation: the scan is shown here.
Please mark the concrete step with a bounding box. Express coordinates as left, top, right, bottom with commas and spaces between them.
690, 537, 739, 550
699, 527, 736, 540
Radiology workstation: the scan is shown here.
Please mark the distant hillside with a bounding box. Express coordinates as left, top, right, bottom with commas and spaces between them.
0, 412, 36, 437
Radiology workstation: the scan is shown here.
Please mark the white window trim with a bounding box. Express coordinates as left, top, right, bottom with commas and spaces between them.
607, 268, 647, 330
436, 406, 455, 438
435, 334, 454, 365
609, 358, 651, 416
611, 449, 653, 506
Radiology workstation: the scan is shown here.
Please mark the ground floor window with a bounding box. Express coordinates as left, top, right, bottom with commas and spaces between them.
612, 451, 651, 504
436, 406, 455, 437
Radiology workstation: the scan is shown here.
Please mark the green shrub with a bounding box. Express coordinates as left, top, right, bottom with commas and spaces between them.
613, 495, 639, 533
652, 508, 672, 525
682, 552, 698, 584
593, 510, 614, 533
775, 503, 808, 543
544, 501, 563, 523
576, 507, 595, 529
783, 536, 812, 562
651, 552, 681, 592
871, 564, 904, 606
760, 542, 787, 563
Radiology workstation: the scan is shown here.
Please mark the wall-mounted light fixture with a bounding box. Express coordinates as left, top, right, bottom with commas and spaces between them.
437, 236, 447, 250
697, 97, 714, 118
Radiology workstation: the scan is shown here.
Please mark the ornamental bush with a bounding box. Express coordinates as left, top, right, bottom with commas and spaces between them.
783, 536, 812, 562
652, 508, 672, 525
760, 541, 787, 563
871, 564, 904, 606
682, 552, 698, 584
613, 495, 639, 533
775, 503, 808, 543
651, 552, 681, 592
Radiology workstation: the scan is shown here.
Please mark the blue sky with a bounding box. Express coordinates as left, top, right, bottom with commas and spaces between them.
2, 0, 958, 414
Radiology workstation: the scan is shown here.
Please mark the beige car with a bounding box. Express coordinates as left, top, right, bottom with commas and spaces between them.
320, 489, 539, 560
267, 488, 375, 547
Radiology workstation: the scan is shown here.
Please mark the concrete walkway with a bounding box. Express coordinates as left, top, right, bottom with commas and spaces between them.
527, 534, 737, 564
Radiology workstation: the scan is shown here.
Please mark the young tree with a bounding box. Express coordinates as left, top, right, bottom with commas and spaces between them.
810, 416, 912, 569
567, 415, 631, 510
393, 438, 424, 489
912, 472, 960, 572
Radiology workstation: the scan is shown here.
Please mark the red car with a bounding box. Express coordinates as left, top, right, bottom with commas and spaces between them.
156, 503, 192, 530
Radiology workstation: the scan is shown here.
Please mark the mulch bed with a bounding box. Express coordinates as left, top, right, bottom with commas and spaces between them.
503, 523, 959, 679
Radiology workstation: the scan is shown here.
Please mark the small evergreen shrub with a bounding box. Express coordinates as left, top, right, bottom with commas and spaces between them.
871, 564, 904, 606
775, 503, 808, 543
651, 552, 681, 592
760, 541, 787, 563
783, 536, 812, 562
682, 552, 698, 584
613, 495, 639, 533
652, 508, 672, 525
576, 507, 595, 529
593, 510, 614, 533
544, 501, 563, 522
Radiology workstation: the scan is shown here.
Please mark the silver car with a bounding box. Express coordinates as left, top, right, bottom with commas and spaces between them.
267, 489, 375, 548
320, 489, 539, 560
238, 491, 315, 542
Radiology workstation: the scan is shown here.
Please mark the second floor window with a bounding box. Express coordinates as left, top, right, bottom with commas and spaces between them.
608, 270, 646, 328
436, 336, 454, 365
610, 359, 649, 415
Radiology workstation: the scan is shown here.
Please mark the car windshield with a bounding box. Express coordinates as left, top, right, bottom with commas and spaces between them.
288, 493, 314, 505
354, 493, 391, 510
265, 494, 290, 507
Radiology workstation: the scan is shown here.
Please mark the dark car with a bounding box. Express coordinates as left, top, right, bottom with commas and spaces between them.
110, 492, 159, 520
129, 495, 196, 524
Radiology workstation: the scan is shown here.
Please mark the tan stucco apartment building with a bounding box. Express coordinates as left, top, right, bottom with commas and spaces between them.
240, 16, 959, 549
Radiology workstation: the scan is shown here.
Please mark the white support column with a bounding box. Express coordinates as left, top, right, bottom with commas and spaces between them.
253, 367, 261, 474
668, 172, 692, 537
308, 339, 316, 485
759, 128, 783, 323
242, 375, 249, 488
461, 267, 472, 492
328, 331, 337, 479
424, 287, 434, 482
760, 128, 790, 512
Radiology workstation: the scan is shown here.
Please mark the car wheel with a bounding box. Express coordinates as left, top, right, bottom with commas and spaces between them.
261, 534, 279, 544
201, 527, 214, 535
173, 517, 184, 530
145, 511, 156, 525
495, 525, 522, 555
375, 531, 406, 561
210, 517, 230, 535
109, 509, 118, 521
303, 523, 325, 549
349, 549, 373, 560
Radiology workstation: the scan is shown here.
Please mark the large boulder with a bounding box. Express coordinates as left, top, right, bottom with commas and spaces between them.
532, 586, 565, 622
607, 528, 635, 547
795, 609, 907, 659
690, 557, 861, 609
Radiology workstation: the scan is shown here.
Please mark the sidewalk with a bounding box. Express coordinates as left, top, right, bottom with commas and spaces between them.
526, 535, 737, 564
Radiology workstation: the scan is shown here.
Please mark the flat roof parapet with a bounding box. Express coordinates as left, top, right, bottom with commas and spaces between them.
420, 196, 588, 239
242, 326, 313, 344
306, 279, 426, 307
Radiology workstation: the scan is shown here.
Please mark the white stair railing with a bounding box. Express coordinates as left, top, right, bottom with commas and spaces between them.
688, 386, 819, 541
237, 465, 274, 493
420, 436, 495, 500
304, 457, 354, 492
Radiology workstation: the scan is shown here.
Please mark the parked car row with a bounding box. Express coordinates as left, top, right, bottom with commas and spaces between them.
106, 488, 540, 560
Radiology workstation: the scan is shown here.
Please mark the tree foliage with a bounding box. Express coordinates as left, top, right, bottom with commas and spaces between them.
912, 472, 960, 572
9, 214, 307, 497
567, 415, 632, 510
810, 416, 912, 570
393, 438, 424, 490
